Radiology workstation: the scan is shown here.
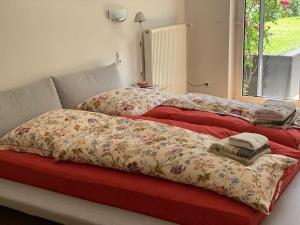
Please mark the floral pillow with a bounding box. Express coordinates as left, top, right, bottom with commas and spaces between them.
76, 88, 173, 116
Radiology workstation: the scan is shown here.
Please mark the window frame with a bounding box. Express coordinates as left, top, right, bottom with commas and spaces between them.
233, 0, 300, 105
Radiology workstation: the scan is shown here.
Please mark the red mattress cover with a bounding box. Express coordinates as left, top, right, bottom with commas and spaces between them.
144, 106, 300, 149
0, 117, 299, 225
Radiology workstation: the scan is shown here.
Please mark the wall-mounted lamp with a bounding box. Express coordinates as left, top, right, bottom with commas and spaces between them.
107, 8, 128, 23
135, 12, 147, 82
134, 12, 147, 24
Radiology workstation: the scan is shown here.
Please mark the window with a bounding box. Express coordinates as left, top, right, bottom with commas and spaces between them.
242, 0, 300, 100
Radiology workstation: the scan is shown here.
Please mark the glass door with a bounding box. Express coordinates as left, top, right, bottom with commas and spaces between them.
243, 0, 300, 100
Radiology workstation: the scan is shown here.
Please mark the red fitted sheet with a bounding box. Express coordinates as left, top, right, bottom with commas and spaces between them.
143, 106, 300, 149
0, 117, 299, 225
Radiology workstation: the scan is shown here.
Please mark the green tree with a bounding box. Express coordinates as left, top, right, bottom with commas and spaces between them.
288, 0, 300, 16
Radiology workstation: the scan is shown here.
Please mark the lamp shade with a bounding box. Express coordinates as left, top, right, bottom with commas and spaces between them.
134, 12, 146, 23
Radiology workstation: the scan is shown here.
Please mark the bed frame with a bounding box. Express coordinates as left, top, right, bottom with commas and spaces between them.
0, 174, 299, 225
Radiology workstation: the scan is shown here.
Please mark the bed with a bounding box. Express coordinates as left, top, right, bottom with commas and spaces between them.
0, 63, 299, 225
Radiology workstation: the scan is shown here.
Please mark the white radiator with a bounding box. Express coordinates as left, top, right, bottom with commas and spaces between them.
144, 24, 187, 94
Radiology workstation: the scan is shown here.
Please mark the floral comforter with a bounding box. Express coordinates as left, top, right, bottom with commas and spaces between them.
0, 109, 297, 214
163, 93, 300, 128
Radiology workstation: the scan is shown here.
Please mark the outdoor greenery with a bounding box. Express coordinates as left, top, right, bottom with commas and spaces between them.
265, 16, 300, 54
243, 0, 300, 95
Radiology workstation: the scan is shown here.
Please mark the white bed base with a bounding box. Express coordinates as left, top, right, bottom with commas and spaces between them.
0, 175, 299, 225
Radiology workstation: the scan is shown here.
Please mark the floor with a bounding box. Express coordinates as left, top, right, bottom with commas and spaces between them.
261, 172, 300, 225
0, 206, 61, 225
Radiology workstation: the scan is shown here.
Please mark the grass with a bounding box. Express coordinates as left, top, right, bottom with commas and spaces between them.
264, 16, 300, 55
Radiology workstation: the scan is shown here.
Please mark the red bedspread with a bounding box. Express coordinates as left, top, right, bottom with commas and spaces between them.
0, 117, 299, 225
144, 106, 300, 149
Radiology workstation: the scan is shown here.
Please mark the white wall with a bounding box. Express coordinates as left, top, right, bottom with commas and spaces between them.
186, 0, 235, 98
0, 0, 185, 92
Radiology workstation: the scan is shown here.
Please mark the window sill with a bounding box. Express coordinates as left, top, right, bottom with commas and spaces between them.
235, 95, 300, 107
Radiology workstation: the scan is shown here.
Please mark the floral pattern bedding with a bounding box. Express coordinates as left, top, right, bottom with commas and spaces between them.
163, 93, 300, 128
77, 88, 172, 116
163, 93, 262, 122
76, 88, 300, 129
0, 109, 297, 214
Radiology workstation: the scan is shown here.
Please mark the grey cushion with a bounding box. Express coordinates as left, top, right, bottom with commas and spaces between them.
0, 78, 62, 137
52, 63, 124, 108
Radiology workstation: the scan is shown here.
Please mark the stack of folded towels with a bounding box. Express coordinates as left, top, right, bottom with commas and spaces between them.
209, 133, 270, 165
254, 99, 298, 129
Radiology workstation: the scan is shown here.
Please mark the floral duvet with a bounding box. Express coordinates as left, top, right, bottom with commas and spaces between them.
163, 93, 300, 128
0, 109, 297, 214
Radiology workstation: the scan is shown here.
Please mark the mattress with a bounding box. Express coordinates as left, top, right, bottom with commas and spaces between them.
143, 106, 300, 149
0, 178, 176, 225
0, 117, 299, 225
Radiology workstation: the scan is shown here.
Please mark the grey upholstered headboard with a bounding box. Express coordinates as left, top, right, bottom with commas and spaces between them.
0, 78, 62, 137
52, 63, 125, 109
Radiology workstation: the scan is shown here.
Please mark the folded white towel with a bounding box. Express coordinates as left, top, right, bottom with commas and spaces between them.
255, 99, 296, 121
228, 133, 269, 151
209, 139, 271, 166
254, 111, 299, 130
